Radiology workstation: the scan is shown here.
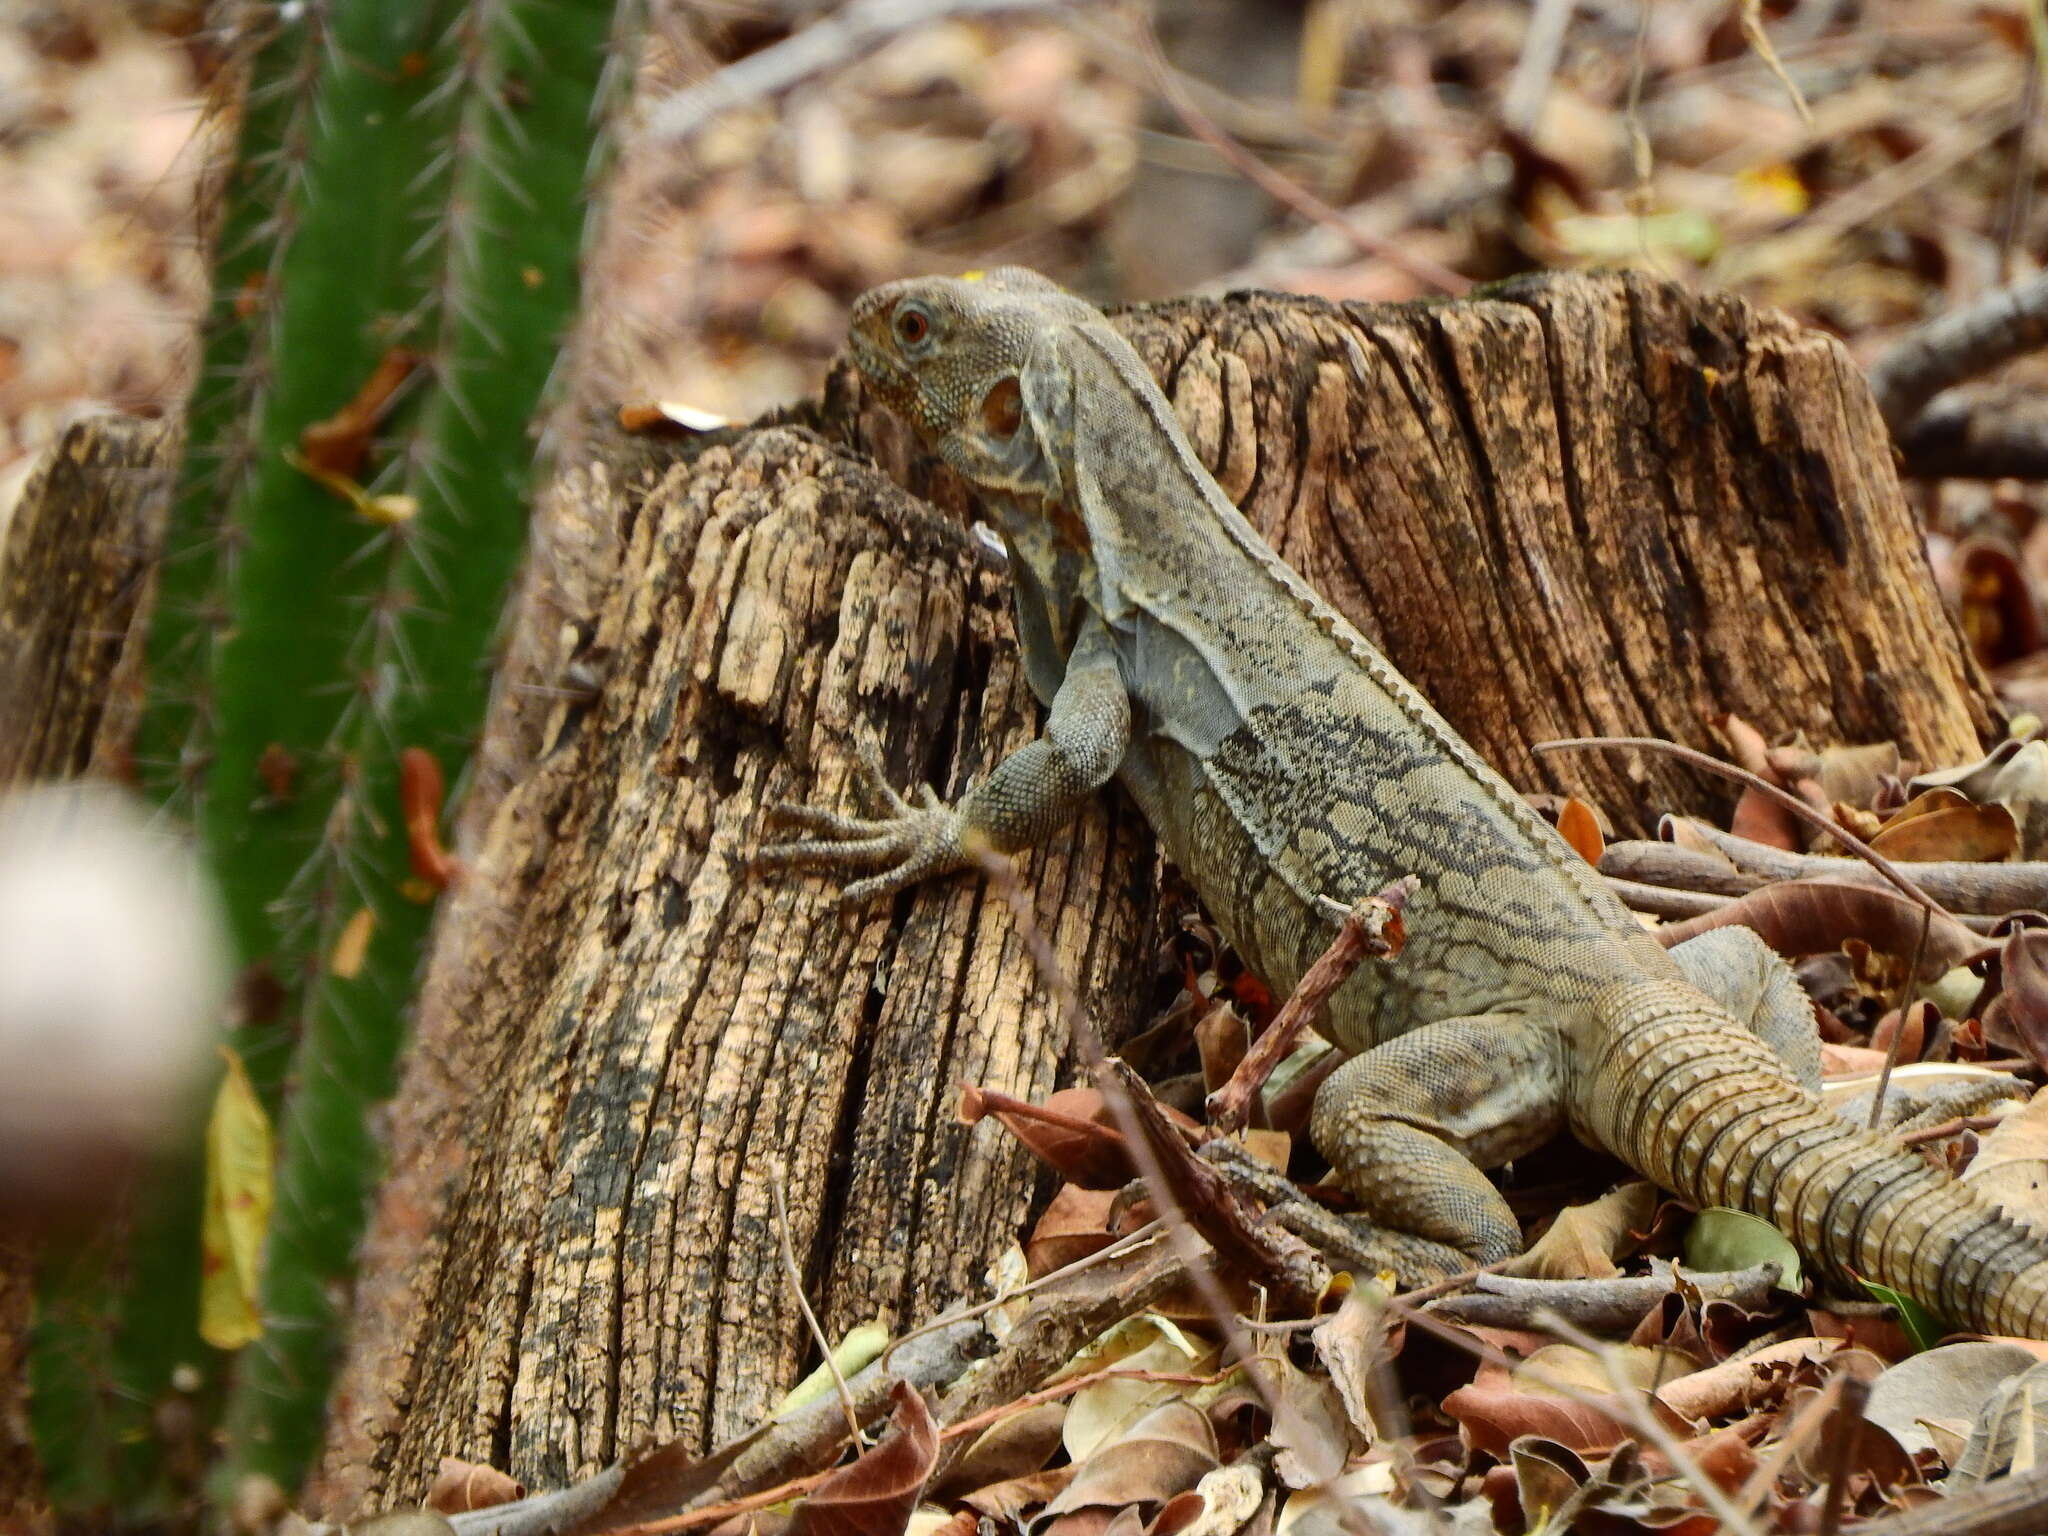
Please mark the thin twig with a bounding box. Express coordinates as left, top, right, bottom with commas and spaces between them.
1897, 1112, 2008, 1147
771, 1163, 865, 1450
1535, 737, 1955, 922
1208, 877, 1414, 1133
1868, 920, 1932, 1132
883, 1218, 1167, 1362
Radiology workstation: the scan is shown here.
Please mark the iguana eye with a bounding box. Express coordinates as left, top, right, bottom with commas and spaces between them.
894, 305, 931, 346
981, 377, 1022, 438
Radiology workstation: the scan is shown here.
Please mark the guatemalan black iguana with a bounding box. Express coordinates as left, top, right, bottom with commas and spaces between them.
765, 267, 2048, 1339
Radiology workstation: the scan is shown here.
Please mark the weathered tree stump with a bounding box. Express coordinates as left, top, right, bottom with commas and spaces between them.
314, 271, 1989, 1513
313, 431, 1154, 1509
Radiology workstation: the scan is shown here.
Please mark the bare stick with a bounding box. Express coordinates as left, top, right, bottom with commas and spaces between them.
771, 1164, 864, 1450
1535, 737, 1953, 922
1867, 269, 2048, 432
1898, 1112, 2007, 1147
1207, 877, 1415, 1133
1851, 1463, 2048, 1536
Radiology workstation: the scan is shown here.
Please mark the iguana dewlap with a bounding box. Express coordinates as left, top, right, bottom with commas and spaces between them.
767, 267, 2048, 1339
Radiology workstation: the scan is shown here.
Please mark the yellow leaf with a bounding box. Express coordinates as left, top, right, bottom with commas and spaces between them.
1736, 162, 1809, 217
773, 1320, 891, 1417
200, 1046, 273, 1350
331, 906, 376, 978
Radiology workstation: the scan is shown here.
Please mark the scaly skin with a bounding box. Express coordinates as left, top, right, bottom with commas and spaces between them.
766, 268, 2048, 1338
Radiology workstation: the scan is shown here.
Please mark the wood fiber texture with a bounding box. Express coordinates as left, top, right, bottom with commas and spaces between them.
1107, 273, 1993, 829
320, 271, 1985, 1510
0, 412, 177, 785
313, 430, 1152, 1510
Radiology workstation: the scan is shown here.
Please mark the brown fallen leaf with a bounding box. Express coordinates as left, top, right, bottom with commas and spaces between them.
1654, 880, 1984, 976
1027, 1185, 1126, 1279
1557, 796, 1605, 866
401, 746, 460, 892
959, 1084, 1137, 1189
1983, 928, 2048, 1072
1869, 801, 2018, 863
1717, 714, 1802, 851
1962, 1083, 2048, 1224
1443, 1371, 1645, 1458
1039, 1398, 1218, 1520
789, 1379, 938, 1536
427, 1456, 524, 1514
1502, 1182, 1656, 1280
936, 1402, 1068, 1499
298, 346, 421, 478
958, 1466, 1076, 1524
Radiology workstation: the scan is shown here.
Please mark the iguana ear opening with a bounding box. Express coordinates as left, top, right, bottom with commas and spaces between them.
981, 377, 1023, 439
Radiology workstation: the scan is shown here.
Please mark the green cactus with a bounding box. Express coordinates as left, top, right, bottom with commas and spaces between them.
31, 0, 640, 1513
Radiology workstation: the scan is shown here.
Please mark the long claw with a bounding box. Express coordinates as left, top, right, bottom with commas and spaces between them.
758, 833, 904, 868
850, 741, 910, 815
766, 801, 888, 838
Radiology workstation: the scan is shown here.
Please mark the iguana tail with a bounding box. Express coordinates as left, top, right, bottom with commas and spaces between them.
1579, 979, 2048, 1340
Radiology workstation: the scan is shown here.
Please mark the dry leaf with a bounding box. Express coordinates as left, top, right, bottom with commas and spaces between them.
1504, 1182, 1656, 1280
1655, 880, 1983, 976
937, 1402, 1068, 1499
427, 1457, 525, 1514
1062, 1316, 1216, 1461
1557, 797, 1605, 865
1040, 1399, 1218, 1519
200, 1045, 272, 1350
1964, 1084, 2048, 1226
1984, 929, 2048, 1072
298, 346, 421, 478
790, 1380, 938, 1536
1869, 801, 2018, 863
1027, 1185, 1124, 1279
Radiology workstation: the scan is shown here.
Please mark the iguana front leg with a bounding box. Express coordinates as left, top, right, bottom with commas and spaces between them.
762, 610, 1131, 903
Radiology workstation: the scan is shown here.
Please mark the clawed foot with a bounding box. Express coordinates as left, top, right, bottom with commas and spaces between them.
759, 741, 971, 906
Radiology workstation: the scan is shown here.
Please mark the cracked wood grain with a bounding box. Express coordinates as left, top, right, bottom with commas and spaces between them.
314, 430, 1152, 1512
0, 412, 177, 786
1106, 272, 1994, 834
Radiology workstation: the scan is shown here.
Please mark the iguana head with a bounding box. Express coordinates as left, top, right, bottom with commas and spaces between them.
848, 268, 1097, 504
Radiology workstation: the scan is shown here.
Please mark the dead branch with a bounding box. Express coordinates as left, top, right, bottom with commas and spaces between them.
1895, 389, 2048, 481
1867, 270, 2048, 433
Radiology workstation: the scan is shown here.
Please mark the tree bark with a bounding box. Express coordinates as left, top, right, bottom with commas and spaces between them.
315, 271, 1989, 1513
0, 412, 177, 786
313, 430, 1155, 1511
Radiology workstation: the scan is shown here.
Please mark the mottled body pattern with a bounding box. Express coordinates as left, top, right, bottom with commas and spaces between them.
770, 268, 2048, 1337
